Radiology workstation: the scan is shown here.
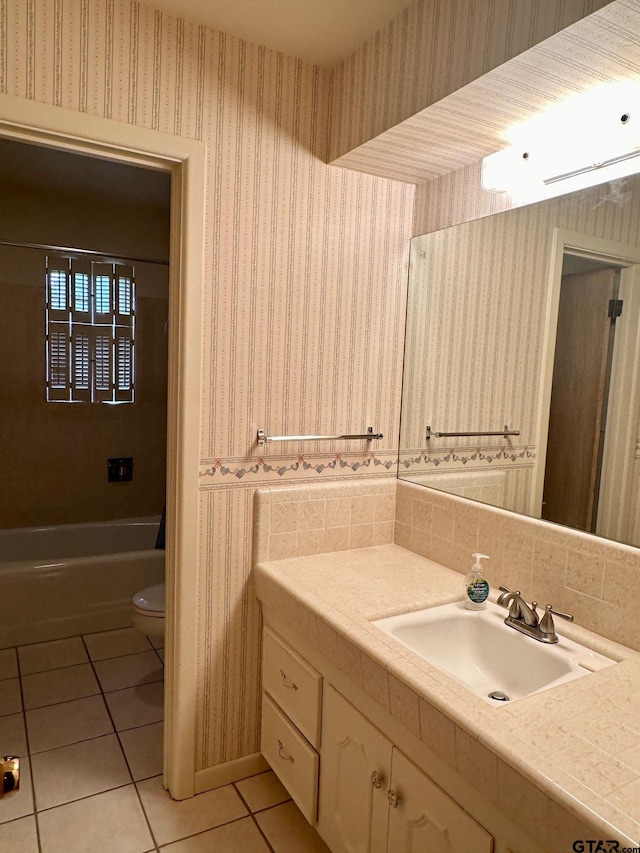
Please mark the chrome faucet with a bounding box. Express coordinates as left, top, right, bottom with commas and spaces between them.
497, 586, 573, 644
496, 587, 539, 626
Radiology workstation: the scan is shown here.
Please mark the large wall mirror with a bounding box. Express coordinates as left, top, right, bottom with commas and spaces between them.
399, 172, 640, 548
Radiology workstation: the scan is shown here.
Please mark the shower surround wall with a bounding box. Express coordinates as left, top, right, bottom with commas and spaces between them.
0, 0, 617, 787
0, 177, 170, 527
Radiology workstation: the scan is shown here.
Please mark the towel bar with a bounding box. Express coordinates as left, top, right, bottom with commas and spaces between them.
426, 424, 519, 440
257, 427, 383, 447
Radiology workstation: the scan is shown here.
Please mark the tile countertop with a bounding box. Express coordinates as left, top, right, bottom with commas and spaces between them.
254, 544, 640, 850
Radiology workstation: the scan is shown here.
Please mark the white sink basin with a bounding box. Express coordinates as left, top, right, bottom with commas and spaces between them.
372, 600, 615, 705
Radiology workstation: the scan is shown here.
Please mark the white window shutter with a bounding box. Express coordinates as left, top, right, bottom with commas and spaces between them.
115, 264, 135, 327
92, 262, 113, 318
72, 332, 91, 401
94, 333, 113, 401
45, 256, 136, 404
71, 258, 92, 319
115, 331, 134, 402
47, 328, 71, 400
46, 259, 70, 323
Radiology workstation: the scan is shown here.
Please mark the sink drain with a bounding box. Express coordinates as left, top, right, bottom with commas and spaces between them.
488, 690, 510, 702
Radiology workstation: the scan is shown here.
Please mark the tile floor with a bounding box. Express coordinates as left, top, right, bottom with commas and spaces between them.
0, 628, 330, 853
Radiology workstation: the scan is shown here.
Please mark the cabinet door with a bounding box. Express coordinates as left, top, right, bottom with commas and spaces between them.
318, 686, 391, 853
387, 749, 493, 853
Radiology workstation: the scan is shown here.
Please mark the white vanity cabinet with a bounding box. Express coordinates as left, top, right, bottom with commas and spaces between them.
261, 627, 495, 852
386, 748, 493, 853
260, 627, 322, 823
318, 686, 493, 853
318, 685, 392, 853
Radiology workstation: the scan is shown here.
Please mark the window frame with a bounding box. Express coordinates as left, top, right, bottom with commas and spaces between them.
45, 255, 136, 404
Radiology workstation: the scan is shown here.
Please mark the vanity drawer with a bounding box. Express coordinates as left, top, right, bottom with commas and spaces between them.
262, 627, 322, 748
261, 691, 319, 824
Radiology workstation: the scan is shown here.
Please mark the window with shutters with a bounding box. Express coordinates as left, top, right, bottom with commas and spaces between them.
45, 256, 135, 403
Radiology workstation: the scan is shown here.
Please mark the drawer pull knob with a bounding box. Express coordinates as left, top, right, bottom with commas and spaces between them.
277, 740, 294, 763
280, 669, 298, 691
370, 770, 383, 789
387, 789, 400, 808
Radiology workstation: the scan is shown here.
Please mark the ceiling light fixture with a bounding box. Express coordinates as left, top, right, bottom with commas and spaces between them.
482, 82, 640, 202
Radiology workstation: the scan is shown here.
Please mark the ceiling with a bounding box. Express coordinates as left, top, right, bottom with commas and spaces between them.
0, 138, 171, 208
335, 0, 640, 184
144, 0, 414, 67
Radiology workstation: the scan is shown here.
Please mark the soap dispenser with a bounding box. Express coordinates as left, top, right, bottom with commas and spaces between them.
464, 553, 490, 611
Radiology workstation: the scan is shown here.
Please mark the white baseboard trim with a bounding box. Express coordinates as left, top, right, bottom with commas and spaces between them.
194, 753, 269, 794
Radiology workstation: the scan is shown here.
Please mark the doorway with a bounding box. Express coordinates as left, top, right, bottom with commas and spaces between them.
0, 93, 205, 799
535, 228, 640, 546
542, 256, 622, 532
0, 137, 171, 530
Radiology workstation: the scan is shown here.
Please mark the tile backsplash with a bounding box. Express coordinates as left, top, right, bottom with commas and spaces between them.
396, 479, 640, 653
254, 479, 396, 563
254, 478, 640, 654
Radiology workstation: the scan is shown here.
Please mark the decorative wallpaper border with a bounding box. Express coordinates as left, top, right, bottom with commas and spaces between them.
199, 450, 399, 487
398, 444, 536, 474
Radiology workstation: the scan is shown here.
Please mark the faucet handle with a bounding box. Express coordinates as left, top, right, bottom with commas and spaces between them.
540, 604, 574, 636
508, 598, 522, 619
498, 585, 513, 594
546, 605, 573, 622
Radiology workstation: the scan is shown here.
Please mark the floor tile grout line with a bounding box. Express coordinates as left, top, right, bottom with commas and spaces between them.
14, 644, 44, 853
14, 629, 159, 673
233, 783, 278, 853
24, 635, 136, 819
9, 629, 320, 851
20, 673, 164, 715
97, 673, 165, 696
150, 809, 274, 851
19, 646, 164, 679
81, 632, 163, 850
33, 780, 134, 815
29, 729, 126, 760
248, 812, 278, 853
88, 644, 164, 667
100, 672, 164, 697
5, 696, 161, 743
130, 776, 162, 853
80, 633, 135, 777
22, 691, 101, 713
252, 796, 293, 814
6, 629, 164, 850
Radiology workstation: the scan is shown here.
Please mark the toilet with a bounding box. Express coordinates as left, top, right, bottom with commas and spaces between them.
132, 582, 165, 641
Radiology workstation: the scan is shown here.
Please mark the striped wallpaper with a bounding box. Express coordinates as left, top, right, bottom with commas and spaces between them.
401, 172, 640, 519
0, 0, 627, 787
413, 160, 515, 235
331, 0, 640, 185
0, 0, 415, 776
330, 0, 611, 163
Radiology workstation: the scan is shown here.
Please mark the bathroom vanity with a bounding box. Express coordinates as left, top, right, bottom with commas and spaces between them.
255, 545, 640, 853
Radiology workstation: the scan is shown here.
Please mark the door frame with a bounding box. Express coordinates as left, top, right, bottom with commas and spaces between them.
0, 93, 206, 799
533, 228, 640, 542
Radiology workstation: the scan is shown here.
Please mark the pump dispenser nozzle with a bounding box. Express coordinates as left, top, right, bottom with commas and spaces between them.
465, 553, 490, 610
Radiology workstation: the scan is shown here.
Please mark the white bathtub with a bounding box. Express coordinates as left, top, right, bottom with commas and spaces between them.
0, 517, 165, 649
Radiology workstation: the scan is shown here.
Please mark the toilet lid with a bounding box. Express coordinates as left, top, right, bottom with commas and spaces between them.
133, 583, 165, 614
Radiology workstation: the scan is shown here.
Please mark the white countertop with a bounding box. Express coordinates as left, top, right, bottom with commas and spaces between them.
255, 544, 640, 849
